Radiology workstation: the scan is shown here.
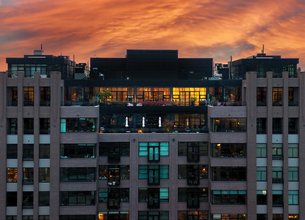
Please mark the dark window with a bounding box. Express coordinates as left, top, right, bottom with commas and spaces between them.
61, 144, 96, 159
178, 142, 208, 157
273, 118, 283, 134
39, 144, 50, 159
212, 167, 247, 181
98, 188, 129, 203
178, 188, 208, 204
257, 214, 267, 220
289, 118, 298, 134
23, 87, 34, 106
272, 167, 283, 183
39, 168, 50, 182
7, 144, 17, 158
23, 144, 34, 161
39, 192, 50, 206
257, 87, 267, 106
178, 211, 208, 220
211, 190, 246, 204
212, 118, 246, 132
288, 87, 298, 106
40, 118, 50, 134
22, 192, 33, 208
23, 168, 34, 184
59, 216, 96, 220
7, 87, 18, 106
39, 216, 49, 220
60, 168, 96, 182
272, 87, 283, 106
272, 144, 283, 160
272, 190, 283, 207
211, 143, 246, 158
6, 216, 17, 220
257, 118, 266, 134
138, 165, 168, 185
7, 192, 17, 206
257, 190, 267, 205
22, 216, 33, 220
138, 211, 169, 220
60, 191, 96, 206
60, 118, 97, 133
7, 118, 17, 134
40, 87, 50, 106
24, 118, 34, 134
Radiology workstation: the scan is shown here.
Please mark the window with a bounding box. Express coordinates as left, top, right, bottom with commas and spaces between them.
98, 188, 129, 203
212, 118, 246, 132
7, 192, 17, 206
59, 216, 96, 220
7, 87, 18, 106
138, 211, 169, 220
22, 216, 33, 220
138, 142, 169, 159
60, 168, 96, 182
273, 118, 282, 134
7, 118, 17, 134
39, 216, 49, 220
24, 118, 34, 134
61, 144, 96, 159
178, 142, 208, 157
138, 188, 169, 203
288, 87, 298, 106
257, 190, 267, 205
23, 168, 34, 184
288, 167, 298, 182
211, 190, 246, 204
7, 144, 17, 158
60, 118, 97, 133
39, 168, 50, 182
39, 144, 50, 159
23, 144, 34, 160
211, 143, 246, 158
178, 188, 208, 203
212, 167, 246, 181
39, 192, 50, 206
256, 167, 267, 181
40, 118, 50, 134
257, 118, 266, 134
7, 168, 18, 183
23, 87, 34, 106
257, 87, 267, 106
272, 190, 283, 207
23, 192, 33, 208
288, 144, 298, 158
256, 144, 267, 158
138, 165, 169, 184
272, 144, 283, 160
6, 216, 17, 220
288, 190, 299, 205
40, 87, 50, 106
60, 191, 96, 206
288, 118, 298, 134
272, 87, 283, 106
178, 211, 208, 220
272, 167, 283, 183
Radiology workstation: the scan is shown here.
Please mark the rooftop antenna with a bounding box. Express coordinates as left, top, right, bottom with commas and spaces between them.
262, 44, 265, 54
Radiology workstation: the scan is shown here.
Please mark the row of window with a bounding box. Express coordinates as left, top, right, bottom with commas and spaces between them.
257, 190, 299, 205
7, 144, 50, 160
7, 191, 49, 207
256, 166, 299, 182
257, 118, 299, 134
7, 168, 50, 183
256, 143, 298, 158
7, 118, 50, 134
7, 87, 50, 106
257, 87, 298, 106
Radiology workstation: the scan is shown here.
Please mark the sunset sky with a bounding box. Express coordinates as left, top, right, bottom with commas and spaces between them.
1, 0, 305, 71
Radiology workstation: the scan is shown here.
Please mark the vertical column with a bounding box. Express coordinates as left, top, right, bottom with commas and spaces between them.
49, 72, 61, 220
169, 134, 177, 220
246, 71, 257, 220
129, 134, 138, 220
0, 73, 7, 219
298, 71, 305, 219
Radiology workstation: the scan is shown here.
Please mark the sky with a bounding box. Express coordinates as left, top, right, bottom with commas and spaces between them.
1, 0, 305, 71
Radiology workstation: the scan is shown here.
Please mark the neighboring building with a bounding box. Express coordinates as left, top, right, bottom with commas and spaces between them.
0, 50, 304, 220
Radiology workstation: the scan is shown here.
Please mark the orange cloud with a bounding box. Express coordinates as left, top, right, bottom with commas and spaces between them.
1, 0, 305, 71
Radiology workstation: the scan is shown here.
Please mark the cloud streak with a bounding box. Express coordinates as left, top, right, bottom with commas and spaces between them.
1, 0, 305, 70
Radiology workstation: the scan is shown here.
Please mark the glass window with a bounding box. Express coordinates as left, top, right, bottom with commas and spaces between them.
7, 192, 17, 206
39, 144, 50, 159
23, 192, 33, 208
272, 167, 283, 183
257, 87, 267, 106
60, 191, 96, 206
7, 118, 17, 134
39, 168, 50, 182
7, 87, 18, 106
60, 118, 97, 133
257, 118, 266, 134
7, 144, 17, 159
288, 118, 298, 134
272, 144, 283, 160
211, 143, 246, 158
272, 190, 283, 207
178, 142, 208, 156
39, 216, 49, 220
288, 167, 298, 182
212, 118, 246, 132
61, 144, 96, 159
40, 87, 50, 106
272, 87, 283, 106
256, 167, 267, 181
40, 118, 50, 134
23, 144, 34, 160
288, 87, 298, 106
288, 144, 298, 158
60, 168, 96, 182
24, 118, 34, 134
6, 216, 17, 220
23, 87, 34, 106
257, 190, 267, 205
273, 118, 283, 134
39, 192, 50, 206
256, 144, 267, 158
159, 188, 169, 202
7, 168, 18, 183
23, 168, 34, 184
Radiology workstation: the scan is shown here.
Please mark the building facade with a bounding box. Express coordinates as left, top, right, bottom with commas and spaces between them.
0, 50, 304, 220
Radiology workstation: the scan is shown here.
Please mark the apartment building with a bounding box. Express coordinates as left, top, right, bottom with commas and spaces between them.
0, 50, 303, 220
